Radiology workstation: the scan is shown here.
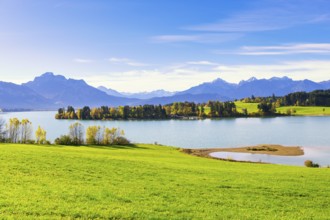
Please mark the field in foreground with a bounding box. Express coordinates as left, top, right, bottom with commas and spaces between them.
0, 144, 329, 219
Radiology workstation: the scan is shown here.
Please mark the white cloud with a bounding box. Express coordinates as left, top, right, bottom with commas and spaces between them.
151, 33, 242, 43
85, 59, 330, 92
186, 61, 219, 66
237, 43, 330, 55
108, 57, 149, 67
186, 2, 330, 33
73, 58, 93, 63
214, 60, 330, 82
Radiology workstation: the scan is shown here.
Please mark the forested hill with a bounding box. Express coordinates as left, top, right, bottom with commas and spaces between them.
281, 90, 330, 106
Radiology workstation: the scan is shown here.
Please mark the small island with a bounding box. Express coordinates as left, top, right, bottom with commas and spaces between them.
182, 144, 304, 159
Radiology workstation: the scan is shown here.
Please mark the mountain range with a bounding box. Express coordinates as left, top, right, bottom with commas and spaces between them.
98, 86, 175, 99
0, 72, 330, 110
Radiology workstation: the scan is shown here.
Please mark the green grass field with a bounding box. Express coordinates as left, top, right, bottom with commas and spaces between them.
234, 101, 259, 114
276, 106, 330, 116
0, 144, 329, 219
235, 101, 330, 116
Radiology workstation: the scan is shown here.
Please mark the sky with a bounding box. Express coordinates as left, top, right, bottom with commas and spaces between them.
1, 0, 330, 92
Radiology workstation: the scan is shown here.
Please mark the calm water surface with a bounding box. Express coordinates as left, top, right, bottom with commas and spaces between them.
1, 111, 329, 166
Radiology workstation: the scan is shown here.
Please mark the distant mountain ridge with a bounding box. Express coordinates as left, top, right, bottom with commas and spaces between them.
22, 72, 137, 107
178, 76, 330, 99
98, 87, 176, 99
0, 81, 52, 110
1, 72, 330, 110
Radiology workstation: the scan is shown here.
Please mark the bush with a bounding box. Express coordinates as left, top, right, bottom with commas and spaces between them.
25, 140, 36, 144
113, 136, 130, 145
304, 160, 320, 168
55, 135, 73, 145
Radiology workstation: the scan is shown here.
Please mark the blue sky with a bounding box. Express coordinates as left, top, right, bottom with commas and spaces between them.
1, 0, 330, 92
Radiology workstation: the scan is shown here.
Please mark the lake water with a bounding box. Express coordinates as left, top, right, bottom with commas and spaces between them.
1, 111, 330, 166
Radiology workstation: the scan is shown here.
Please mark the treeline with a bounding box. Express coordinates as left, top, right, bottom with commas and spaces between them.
281, 90, 330, 106
0, 118, 129, 146
54, 122, 129, 146
55, 101, 244, 120
242, 90, 330, 107
0, 118, 48, 144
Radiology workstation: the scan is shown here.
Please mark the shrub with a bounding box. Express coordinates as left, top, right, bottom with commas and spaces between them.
54, 135, 73, 145
304, 160, 320, 168
304, 160, 313, 167
113, 136, 130, 145
25, 140, 36, 144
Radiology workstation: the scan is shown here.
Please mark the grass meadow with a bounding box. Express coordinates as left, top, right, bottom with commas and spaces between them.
276, 106, 330, 116
234, 101, 330, 116
0, 143, 329, 219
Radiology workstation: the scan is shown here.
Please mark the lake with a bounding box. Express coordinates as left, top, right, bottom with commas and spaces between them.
1, 111, 330, 166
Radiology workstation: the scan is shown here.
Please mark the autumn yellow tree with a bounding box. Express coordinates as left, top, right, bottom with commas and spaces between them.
7, 118, 20, 143
35, 126, 47, 144
86, 125, 102, 145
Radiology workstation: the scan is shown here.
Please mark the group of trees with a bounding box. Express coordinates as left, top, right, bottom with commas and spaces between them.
55, 101, 242, 120
54, 122, 130, 146
280, 90, 330, 106
0, 118, 47, 144
242, 90, 330, 108
0, 117, 129, 146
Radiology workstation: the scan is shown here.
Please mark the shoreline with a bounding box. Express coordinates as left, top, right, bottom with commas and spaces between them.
181, 144, 304, 160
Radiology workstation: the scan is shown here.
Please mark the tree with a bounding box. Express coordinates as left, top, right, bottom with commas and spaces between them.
20, 119, 32, 143
257, 101, 276, 115
0, 118, 6, 142
86, 125, 102, 145
103, 127, 128, 145
69, 122, 84, 145
35, 126, 47, 144
7, 118, 20, 143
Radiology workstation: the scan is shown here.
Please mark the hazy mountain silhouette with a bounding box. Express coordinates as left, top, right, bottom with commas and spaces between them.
0, 81, 52, 110
23, 72, 137, 107
1, 73, 330, 110
98, 86, 176, 99
178, 76, 330, 99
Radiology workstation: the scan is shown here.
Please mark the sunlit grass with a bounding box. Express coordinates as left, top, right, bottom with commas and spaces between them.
234, 101, 259, 113
0, 143, 329, 219
276, 106, 330, 116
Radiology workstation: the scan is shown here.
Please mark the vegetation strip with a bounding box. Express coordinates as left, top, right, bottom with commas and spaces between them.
54, 89, 330, 120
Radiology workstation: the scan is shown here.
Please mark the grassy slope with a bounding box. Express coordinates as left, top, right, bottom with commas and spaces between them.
235, 101, 330, 115
276, 106, 330, 116
0, 144, 329, 219
234, 101, 259, 114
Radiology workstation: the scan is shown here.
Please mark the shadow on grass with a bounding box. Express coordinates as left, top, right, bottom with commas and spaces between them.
85, 144, 148, 150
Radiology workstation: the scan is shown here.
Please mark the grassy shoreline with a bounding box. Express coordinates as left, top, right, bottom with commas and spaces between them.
235, 101, 330, 116
182, 144, 304, 159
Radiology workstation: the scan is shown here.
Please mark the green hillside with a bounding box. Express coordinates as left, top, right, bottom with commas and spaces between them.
0, 143, 329, 219
235, 101, 330, 116
276, 106, 330, 116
